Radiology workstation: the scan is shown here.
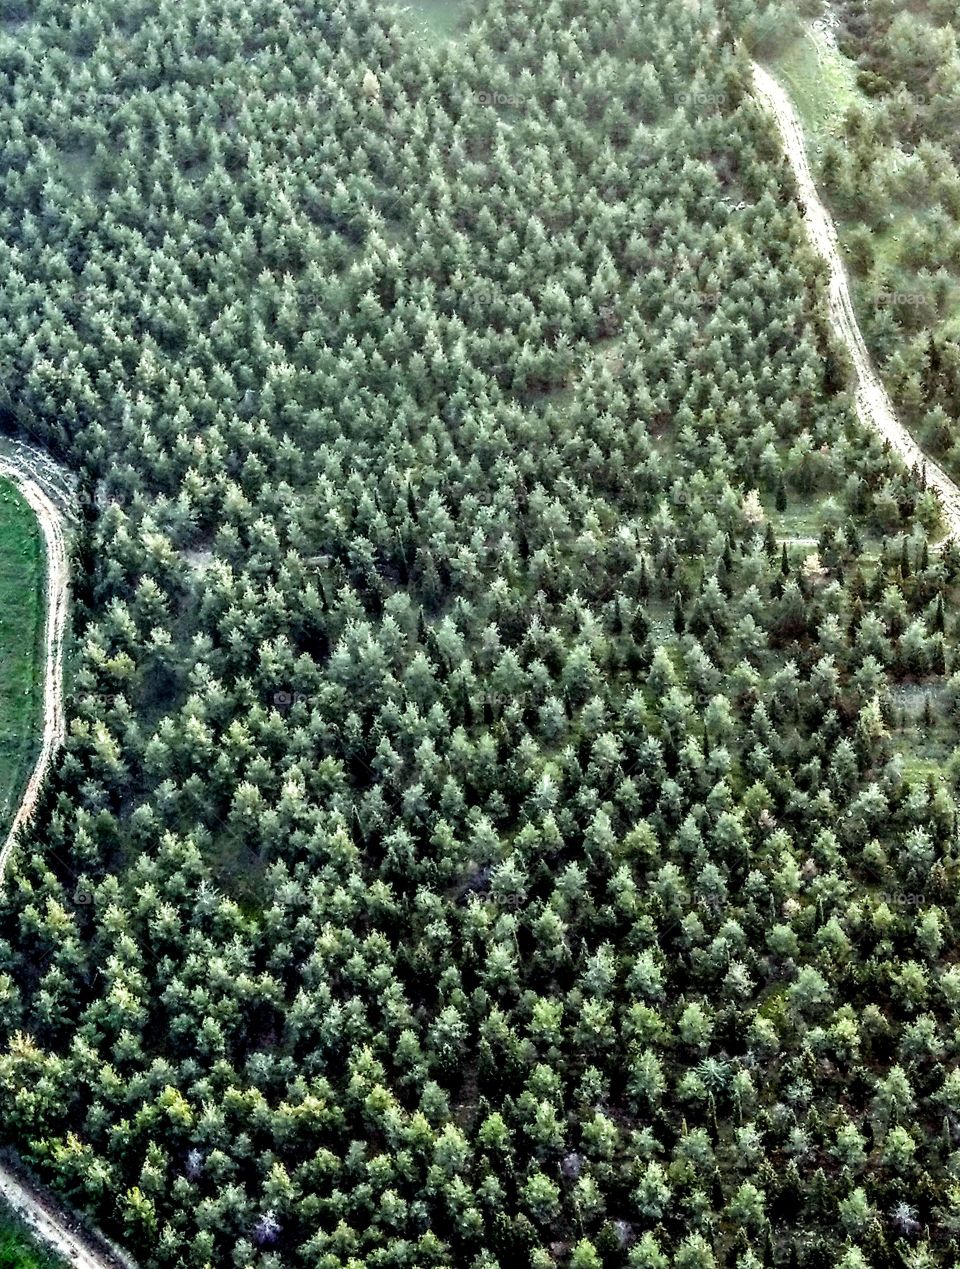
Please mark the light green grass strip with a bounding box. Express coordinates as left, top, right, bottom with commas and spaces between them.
0, 478, 44, 842
0, 1200, 68, 1268
769, 24, 864, 160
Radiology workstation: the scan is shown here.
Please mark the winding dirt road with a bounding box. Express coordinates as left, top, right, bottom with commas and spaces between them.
0, 444, 129, 1269
752, 62, 960, 539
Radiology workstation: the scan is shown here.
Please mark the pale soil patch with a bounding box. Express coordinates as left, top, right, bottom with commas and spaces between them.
183, 547, 214, 574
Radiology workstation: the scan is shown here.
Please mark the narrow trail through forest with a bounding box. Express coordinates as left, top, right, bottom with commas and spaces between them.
0, 445, 126, 1269
751, 61, 960, 539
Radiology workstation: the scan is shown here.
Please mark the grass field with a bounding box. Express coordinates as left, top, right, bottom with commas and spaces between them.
0, 478, 44, 841
0, 1207, 66, 1269
768, 23, 863, 162
400, 0, 475, 42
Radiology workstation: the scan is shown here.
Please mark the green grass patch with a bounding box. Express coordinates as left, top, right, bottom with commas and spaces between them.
767, 25, 864, 162
398, 0, 476, 42
0, 1204, 68, 1268
889, 682, 955, 774
55, 146, 95, 193
772, 496, 886, 554
773, 499, 823, 540
0, 478, 45, 839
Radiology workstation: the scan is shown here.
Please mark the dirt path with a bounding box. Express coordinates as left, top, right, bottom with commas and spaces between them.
752, 62, 960, 539
0, 445, 125, 1269
0, 444, 71, 879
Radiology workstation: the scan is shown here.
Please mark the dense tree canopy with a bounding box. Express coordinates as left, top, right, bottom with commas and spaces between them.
0, 0, 958, 1266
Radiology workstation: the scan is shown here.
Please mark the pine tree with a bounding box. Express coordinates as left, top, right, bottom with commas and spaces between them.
673, 591, 685, 634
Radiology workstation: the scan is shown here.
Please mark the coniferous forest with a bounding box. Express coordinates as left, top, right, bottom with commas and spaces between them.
1, 0, 960, 1265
